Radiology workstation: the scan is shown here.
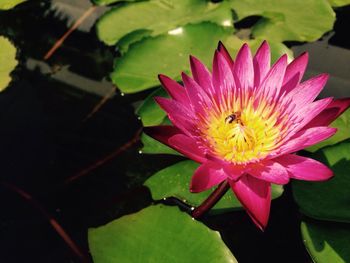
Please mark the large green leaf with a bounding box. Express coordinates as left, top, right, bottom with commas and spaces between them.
229, 0, 335, 42
328, 0, 350, 7
0, 36, 17, 91
136, 88, 169, 126
0, 0, 25, 10
140, 132, 181, 155
111, 22, 234, 93
224, 36, 293, 63
88, 205, 237, 263
144, 160, 284, 214
306, 108, 350, 152
92, 0, 136, 6
96, 0, 233, 46
292, 141, 350, 223
301, 221, 350, 263
112, 21, 293, 93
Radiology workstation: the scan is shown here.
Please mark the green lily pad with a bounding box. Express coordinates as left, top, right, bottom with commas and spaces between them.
111, 22, 234, 93
92, 0, 136, 6
0, 0, 26, 10
112, 21, 294, 94
224, 36, 294, 63
144, 160, 284, 214
229, 0, 335, 42
88, 205, 237, 263
328, 0, 350, 7
136, 88, 169, 126
301, 221, 350, 263
0, 36, 17, 91
307, 108, 350, 152
292, 140, 350, 223
96, 0, 233, 46
140, 132, 181, 155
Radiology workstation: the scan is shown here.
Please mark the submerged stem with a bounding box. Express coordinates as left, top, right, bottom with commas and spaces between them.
191, 181, 230, 219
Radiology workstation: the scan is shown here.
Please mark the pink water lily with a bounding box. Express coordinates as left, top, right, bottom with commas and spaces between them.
146, 41, 350, 230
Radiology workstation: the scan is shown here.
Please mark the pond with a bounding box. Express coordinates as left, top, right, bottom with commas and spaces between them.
0, 1, 349, 263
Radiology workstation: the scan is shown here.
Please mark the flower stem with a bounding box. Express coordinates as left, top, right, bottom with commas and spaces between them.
191, 181, 230, 219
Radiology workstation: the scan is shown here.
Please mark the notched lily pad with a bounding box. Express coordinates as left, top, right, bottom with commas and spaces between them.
96, 0, 233, 46
144, 160, 284, 214
306, 108, 350, 152
140, 132, 181, 155
92, 0, 136, 6
111, 22, 234, 93
328, 0, 350, 7
136, 87, 168, 126
229, 0, 335, 42
0, 0, 26, 10
88, 204, 237, 263
0, 36, 18, 91
293, 140, 350, 223
301, 221, 350, 263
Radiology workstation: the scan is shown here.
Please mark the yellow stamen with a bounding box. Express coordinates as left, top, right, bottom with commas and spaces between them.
202, 97, 281, 164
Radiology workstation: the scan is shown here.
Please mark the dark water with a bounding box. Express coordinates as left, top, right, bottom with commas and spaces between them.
0, 1, 349, 262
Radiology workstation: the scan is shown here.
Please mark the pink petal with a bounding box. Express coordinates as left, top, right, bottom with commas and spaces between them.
229, 175, 271, 230
190, 161, 228, 193
158, 74, 188, 104
287, 97, 333, 136
144, 126, 206, 163
281, 52, 308, 93
247, 160, 289, 185
168, 134, 207, 163
277, 127, 337, 156
233, 43, 254, 92
285, 74, 329, 109
189, 55, 215, 96
253, 40, 270, 87
276, 154, 333, 181
182, 72, 211, 113
258, 54, 287, 100
143, 125, 181, 143
305, 97, 350, 128
212, 50, 236, 101
155, 97, 195, 135
217, 41, 234, 69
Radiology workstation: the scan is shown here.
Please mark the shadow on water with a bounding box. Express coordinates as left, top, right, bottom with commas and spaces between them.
0, 1, 349, 262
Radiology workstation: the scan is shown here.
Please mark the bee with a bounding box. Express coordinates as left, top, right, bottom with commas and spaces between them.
225, 112, 241, 124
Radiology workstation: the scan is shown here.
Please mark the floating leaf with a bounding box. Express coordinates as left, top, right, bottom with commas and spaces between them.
92, 0, 136, 6
306, 108, 350, 152
229, 0, 335, 42
293, 141, 350, 223
112, 22, 293, 94
111, 22, 234, 93
89, 205, 237, 263
328, 0, 350, 7
140, 132, 181, 155
0, 0, 26, 10
301, 221, 350, 263
0, 36, 17, 91
145, 160, 284, 214
136, 88, 169, 126
224, 36, 293, 63
96, 0, 233, 46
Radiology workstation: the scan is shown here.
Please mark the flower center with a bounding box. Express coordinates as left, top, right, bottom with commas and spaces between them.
202, 99, 281, 164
